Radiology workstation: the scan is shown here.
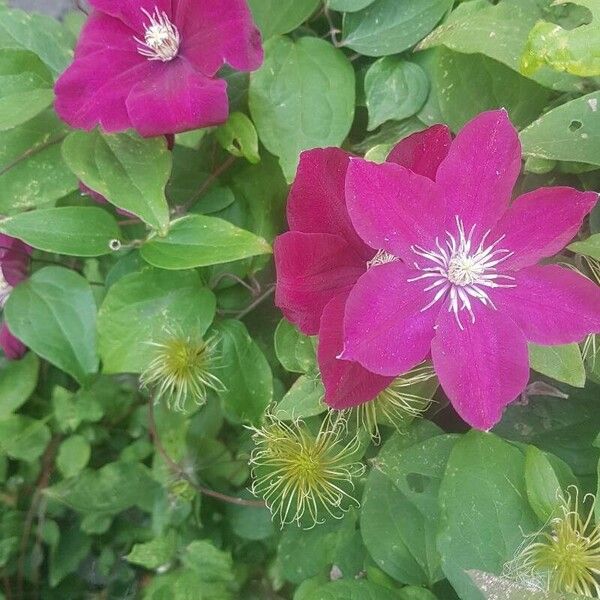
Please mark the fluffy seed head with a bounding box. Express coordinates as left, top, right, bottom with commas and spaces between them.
338, 362, 436, 443
507, 487, 600, 597
249, 414, 365, 528
140, 333, 223, 412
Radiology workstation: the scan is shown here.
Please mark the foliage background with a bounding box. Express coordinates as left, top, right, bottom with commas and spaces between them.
0, 0, 599, 599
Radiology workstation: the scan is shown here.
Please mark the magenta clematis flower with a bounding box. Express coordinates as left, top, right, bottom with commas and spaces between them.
0, 234, 32, 360
274, 126, 452, 409
340, 110, 600, 430
55, 0, 263, 137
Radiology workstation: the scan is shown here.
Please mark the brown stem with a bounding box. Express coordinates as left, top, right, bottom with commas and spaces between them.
323, 7, 342, 47
174, 155, 237, 216
210, 272, 257, 295
0, 135, 67, 178
17, 436, 61, 599
234, 285, 275, 319
147, 401, 264, 507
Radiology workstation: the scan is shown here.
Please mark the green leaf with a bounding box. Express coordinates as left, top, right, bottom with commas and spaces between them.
468, 570, 589, 600
364, 57, 429, 130
434, 49, 552, 131
417, 0, 579, 90
214, 320, 273, 423
524, 445, 563, 522
5, 267, 98, 384
97, 268, 216, 374
274, 372, 325, 420
0, 48, 53, 130
0, 351, 38, 417
56, 435, 91, 479
361, 423, 450, 586
0, 415, 50, 461
342, 0, 453, 57
181, 540, 236, 588
62, 130, 171, 232
494, 385, 600, 478
215, 112, 260, 164
274, 318, 317, 374
49, 526, 91, 587
229, 151, 288, 272
437, 431, 538, 600
0, 7, 75, 74
46, 461, 161, 515
249, 36, 355, 181
520, 92, 600, 166
0, 110, 77, 213
398, 588, 438, 600
0, 207, 121, 257
569, 233, 600, 259
226, 499, 275, 541
126, 531, 178, 570
248, 0, 320, 39
52, 386, 104, 433
278, 513, 357, 584
528, 343, 586, 388
522, 0, 600, 77
328, 0, 376, 12
140, 214, 271, 270
305, 580, 405, 600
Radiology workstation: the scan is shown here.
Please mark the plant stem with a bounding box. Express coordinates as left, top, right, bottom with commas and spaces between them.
147, 400, 264, 508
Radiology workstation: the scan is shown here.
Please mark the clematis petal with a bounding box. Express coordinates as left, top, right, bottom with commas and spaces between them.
341, 261, 438, 376
431, 303, 529, 431
74, 10, 138, 57
275, 232, 365, 335
0, 322, 26, 361
0, 234, 31, 287
387, 124, 452, 181
175, 0, 263, 77
491, 187, 599, 271
126, 59, 228, 136
287, 148, 371, 260
345, 159, 446, 263
436, 110, 521, 232
493, 265, 600, 345
88, 0, 173, 32
55, 26, 152, 132
318, 292, 393, 410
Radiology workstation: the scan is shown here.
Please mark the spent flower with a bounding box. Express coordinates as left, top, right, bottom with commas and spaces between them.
508, 487, 600, 597
141, 333, 222, 411
338, 363, 436, 443
249, 414, 365, 528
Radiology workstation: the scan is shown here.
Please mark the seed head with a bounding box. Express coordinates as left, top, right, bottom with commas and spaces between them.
249, 414, 365, 528
141, 333, 223, 412
507, 487, 600, 597
338, 362, 436, 443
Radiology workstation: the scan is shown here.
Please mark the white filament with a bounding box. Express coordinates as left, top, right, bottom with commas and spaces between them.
408, 216, 515, 329
135, 7, 180, 62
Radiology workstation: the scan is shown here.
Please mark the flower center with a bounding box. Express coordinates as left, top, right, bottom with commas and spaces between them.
408, 216, 515, 329
135, 7, 180, 62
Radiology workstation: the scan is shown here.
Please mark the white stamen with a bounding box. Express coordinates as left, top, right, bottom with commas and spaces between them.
409, 216, 516, 327
0, 270, 12, 308
135, 7, 180, 62
367, 249, 398, 269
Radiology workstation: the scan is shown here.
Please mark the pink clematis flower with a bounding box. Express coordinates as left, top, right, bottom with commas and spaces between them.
274, 126, 452, 409
55, 0, 263, 137
341, 110, 600, 430
0, 234, 32, 360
